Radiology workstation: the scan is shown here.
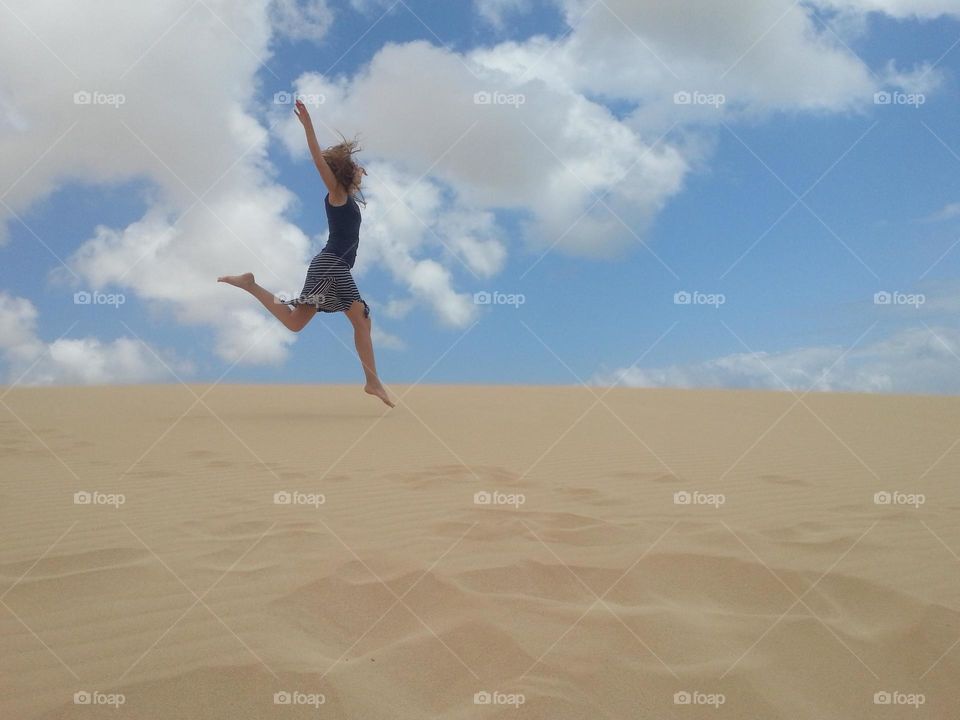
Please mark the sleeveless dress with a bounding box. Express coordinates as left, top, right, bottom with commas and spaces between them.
280, 193, 369, 318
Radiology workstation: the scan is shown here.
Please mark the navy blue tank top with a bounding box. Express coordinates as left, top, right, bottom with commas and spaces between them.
322, 193, 361, 268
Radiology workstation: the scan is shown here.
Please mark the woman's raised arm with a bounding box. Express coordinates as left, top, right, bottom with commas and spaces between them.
294, 99, 341, 197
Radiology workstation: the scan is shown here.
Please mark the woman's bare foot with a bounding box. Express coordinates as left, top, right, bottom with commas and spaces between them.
217, 272, 255, 290
365, 382, 395, 408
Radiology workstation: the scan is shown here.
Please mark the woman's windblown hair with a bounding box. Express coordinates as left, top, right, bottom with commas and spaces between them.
322, 131, 367, 207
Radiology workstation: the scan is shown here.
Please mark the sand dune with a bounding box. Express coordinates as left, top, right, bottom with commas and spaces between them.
1, 384, 959, 718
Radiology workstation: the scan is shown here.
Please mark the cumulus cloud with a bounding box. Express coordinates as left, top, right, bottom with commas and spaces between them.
0, 293, 181, 385
474, 0, 535, 29
476, 0, 946, 136
269, 0, 334, 42
352, 162, 485, 327
0, 294, 44, 367
591, 325, 960, 394
0, 0, 323, 366
276, 40, 689, 269
63, 186, 306, 365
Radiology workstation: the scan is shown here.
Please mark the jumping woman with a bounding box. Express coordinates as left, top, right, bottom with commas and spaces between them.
218, 99, 394, 408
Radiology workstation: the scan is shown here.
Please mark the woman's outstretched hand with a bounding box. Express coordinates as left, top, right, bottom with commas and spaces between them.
294, 98, 312, 128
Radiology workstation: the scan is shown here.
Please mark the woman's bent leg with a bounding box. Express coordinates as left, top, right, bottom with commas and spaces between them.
218, 273, 316, 332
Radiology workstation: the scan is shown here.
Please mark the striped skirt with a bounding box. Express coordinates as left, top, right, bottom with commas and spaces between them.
279, 251, 370, 318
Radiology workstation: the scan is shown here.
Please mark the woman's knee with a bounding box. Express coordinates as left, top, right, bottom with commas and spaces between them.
290, 305, 316, 332
346, 300, 369, 325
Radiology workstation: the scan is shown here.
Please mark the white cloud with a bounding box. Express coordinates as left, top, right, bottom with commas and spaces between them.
381, 297, 416, 319
0, 292, 181, 385
353, 163, 493, 327
876, 58, 944, 95
63, 186, 307, 365
920, 201, 960, 223
0, 0, 334, 367
591, 325, 960, 394
0, 294, 44, 367
371, 324, 405, 350
276, 41, 689, 269
211, 307, 297, 366
474, 0, 534, 29
471, 0, 949, 141
808, 0, 960, 20
348, 0, 398, 13
444, 208, 508, 277
269, 0, 334, 42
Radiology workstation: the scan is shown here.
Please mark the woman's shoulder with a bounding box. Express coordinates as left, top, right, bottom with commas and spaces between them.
325, 192, 348, 208
325, 192, 361, 212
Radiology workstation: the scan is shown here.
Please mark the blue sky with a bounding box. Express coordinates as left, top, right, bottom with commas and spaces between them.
1, 0, 959, 392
